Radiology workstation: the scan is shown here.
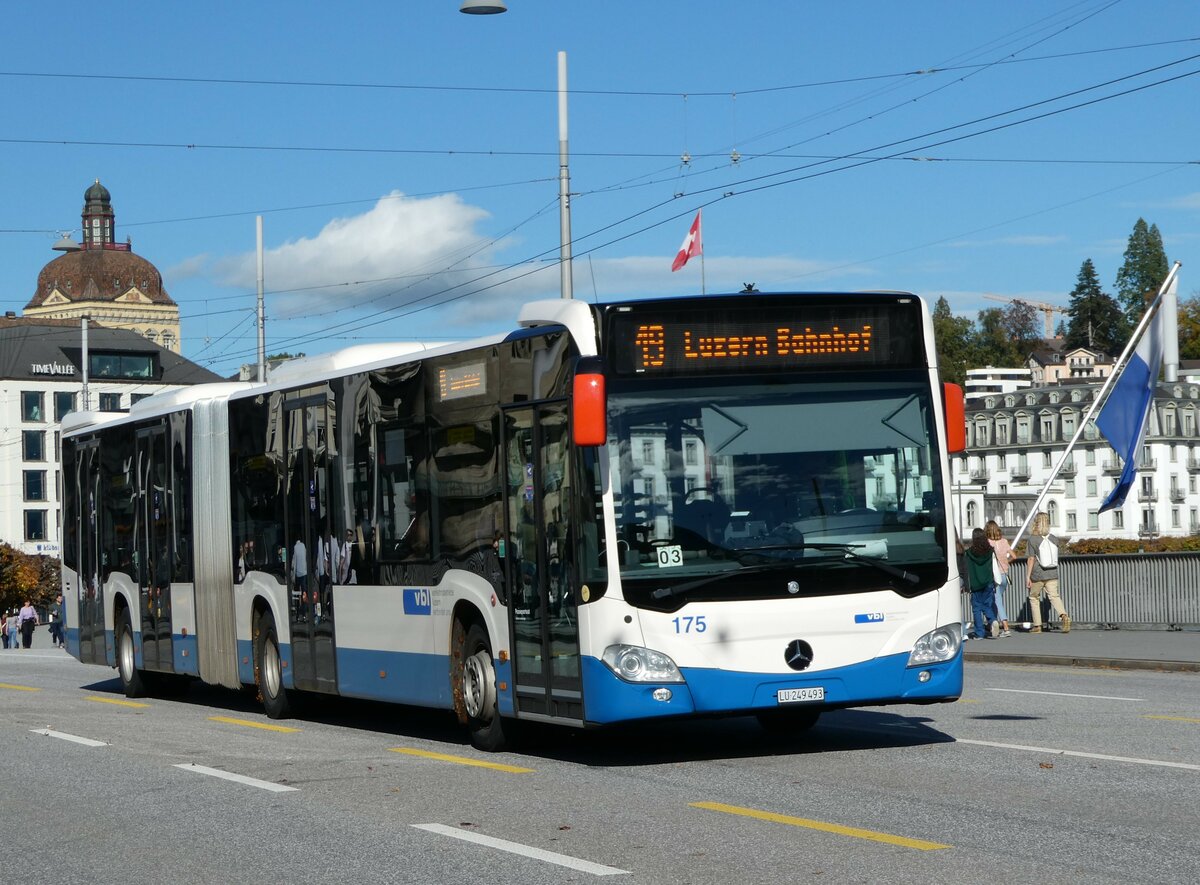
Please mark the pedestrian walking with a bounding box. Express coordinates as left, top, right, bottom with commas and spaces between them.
49, 594, 65, 648
963, 528, 999, 640
1026, 511, 1071, 633
5, 611, 17, 650
985, 520, 1014, 637
18, 600, 39, 649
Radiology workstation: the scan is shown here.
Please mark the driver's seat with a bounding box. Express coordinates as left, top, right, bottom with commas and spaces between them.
677, 496, 731, 546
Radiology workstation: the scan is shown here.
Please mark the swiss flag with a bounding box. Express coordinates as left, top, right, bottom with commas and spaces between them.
671, 210, 702, 272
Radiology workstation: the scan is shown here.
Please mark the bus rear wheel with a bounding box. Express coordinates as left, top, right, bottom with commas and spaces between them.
255, 611, 291, 720
756, 707, 821, 735
461, 623, 511, 752
116, 609, 146, 698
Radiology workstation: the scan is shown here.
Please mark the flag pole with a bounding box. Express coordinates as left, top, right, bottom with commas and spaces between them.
701, 249, 706, 295
1010, 261, 1181, 548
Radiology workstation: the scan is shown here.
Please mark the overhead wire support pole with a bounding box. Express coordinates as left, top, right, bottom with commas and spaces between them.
1010, 260, 1182, 549
557, 50, 573, 300
256, 216, 266, 382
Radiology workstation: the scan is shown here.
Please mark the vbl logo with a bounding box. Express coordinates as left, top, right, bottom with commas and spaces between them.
854, 612, 885, 624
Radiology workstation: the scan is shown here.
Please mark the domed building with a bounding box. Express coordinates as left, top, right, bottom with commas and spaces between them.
23, 180, 181, 352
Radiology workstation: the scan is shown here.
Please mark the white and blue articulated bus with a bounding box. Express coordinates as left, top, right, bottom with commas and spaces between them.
60, 292, 967, 750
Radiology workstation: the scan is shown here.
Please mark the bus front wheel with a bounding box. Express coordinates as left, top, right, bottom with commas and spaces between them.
255, 611, 291, 720
461, 623, 510, 752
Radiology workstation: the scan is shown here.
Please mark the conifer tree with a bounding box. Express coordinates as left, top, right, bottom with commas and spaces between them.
1115, 218, 1169, 324
1066, 258, 1126, 353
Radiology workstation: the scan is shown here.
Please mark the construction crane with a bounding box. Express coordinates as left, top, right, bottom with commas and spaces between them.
982, 294, 1066, 338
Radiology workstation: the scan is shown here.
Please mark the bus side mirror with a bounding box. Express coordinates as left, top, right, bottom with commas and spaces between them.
573, 358, 606, 447
942, 382, 965, 453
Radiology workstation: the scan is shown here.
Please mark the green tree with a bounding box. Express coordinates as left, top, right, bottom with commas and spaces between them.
1115, 218, 1169, 324
0, 543, 56, 612
932, 296, 974, 385
1179, 292, 1200, 361
974, 307, 1023, 368
1066, 258, 1127, 353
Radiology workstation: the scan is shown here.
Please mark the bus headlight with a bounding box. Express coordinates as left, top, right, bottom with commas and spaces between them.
907, 623, 962, 667
602, 644, 684, 683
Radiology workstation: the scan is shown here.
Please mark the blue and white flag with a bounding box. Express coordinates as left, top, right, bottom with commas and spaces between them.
1095, 297, 1166, 513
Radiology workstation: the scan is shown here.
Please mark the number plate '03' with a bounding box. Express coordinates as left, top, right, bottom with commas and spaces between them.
776, 687, 825, 704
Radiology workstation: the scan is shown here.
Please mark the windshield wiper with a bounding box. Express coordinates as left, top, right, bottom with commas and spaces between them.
647, 542, 918, 601
803, 542, 919, 585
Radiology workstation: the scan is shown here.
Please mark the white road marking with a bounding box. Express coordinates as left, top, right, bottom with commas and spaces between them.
30, 728, 107, 747
173, 763, 298, 793
986, 688, 1143, 701
956, 738, 1200, 771
413, 823, 629, 876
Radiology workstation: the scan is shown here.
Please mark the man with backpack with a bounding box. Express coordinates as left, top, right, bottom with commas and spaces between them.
1026, 511, 1071, 633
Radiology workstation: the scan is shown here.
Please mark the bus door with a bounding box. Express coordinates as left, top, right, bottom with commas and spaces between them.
503, 403, 582, 722
135, 424, 173, 672
284, 396, 337, 693
77, 440, 106, 665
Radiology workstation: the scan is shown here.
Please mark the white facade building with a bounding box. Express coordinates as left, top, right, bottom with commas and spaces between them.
964, 366, 1032, 401
951, 381, 1200, 540
0, 319, 220, 557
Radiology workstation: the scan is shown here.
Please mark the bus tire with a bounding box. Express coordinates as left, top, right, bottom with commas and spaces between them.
461, 623, 510, 752
116, 609, 147, 698
255, 611, 291, 720
756, 707, 821, 734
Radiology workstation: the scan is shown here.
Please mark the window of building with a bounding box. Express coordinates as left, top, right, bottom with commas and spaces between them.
99, 392, 122, 412
89, 352, 154, 380
1048, 501, 1059, 526
1113, 510, 1124, 529
23, 470, 46, 501
1086, 448, 1096, 465
22, 430, 45, 462
1088, 511, 1099, 530
1043, 450, 1052, 467
131, 393, 152, 406
1067, 511, 1077, 531
24, 510, 46, 542
21, 391, 44, 422
1172, 508, 1181, 528
1042, 418, 1054, 440
684, 440, 697, 466
966, 501, 978, 526
54, 391, 76, 421
999, 483, 1007, 494
1142, 509, 1155, 532
1087, 478, 1097, 496
1065, 479, 1075, 497
997, 453, 1007, 469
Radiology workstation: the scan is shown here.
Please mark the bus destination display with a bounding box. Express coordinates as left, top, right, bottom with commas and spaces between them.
609, 302, 920, 375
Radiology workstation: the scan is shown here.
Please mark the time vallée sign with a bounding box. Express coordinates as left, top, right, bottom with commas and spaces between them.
30, 361, 77, 376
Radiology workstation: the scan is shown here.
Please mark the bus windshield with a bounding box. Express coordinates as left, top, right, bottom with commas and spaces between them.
606, 373, 948, 603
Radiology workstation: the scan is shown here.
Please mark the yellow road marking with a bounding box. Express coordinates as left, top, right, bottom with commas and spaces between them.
691, 801, 951, 851
1144, 715, 1200, 724
956, 698, 980, 704
87, 696, 150, 708
0, 683, 40, 692
208, 716, 301, 733
390, 747, 533, 773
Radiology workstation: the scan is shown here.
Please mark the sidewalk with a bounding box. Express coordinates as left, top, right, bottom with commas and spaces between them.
963, 624, 1200, 672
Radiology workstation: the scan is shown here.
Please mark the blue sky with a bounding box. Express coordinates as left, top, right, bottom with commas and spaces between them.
2, 1, 1197, 376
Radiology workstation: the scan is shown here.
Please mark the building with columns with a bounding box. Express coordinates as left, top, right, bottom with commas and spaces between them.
23, 180, 182, 352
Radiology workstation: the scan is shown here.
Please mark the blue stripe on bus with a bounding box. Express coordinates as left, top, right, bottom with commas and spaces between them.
173, 634, 199, 676
581, 650, 963, 725
334, 647, 453, 706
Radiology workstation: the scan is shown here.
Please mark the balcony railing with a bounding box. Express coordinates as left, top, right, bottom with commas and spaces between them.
1138, 489, 1158, 503
1137, 458, 1158, 471
1102, 460, 1124, 475
1010, 464, 1031, 480
969, 469, 989, 482
1057, 461, 1077, 477
1170, 488, 1186, 503
1187, 458, 1200, 473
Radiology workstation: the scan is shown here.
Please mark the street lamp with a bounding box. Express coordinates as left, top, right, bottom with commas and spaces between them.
460, 0, 507, 12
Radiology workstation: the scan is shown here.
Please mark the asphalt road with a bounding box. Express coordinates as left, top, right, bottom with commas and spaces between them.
2, 648, 1198, 885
